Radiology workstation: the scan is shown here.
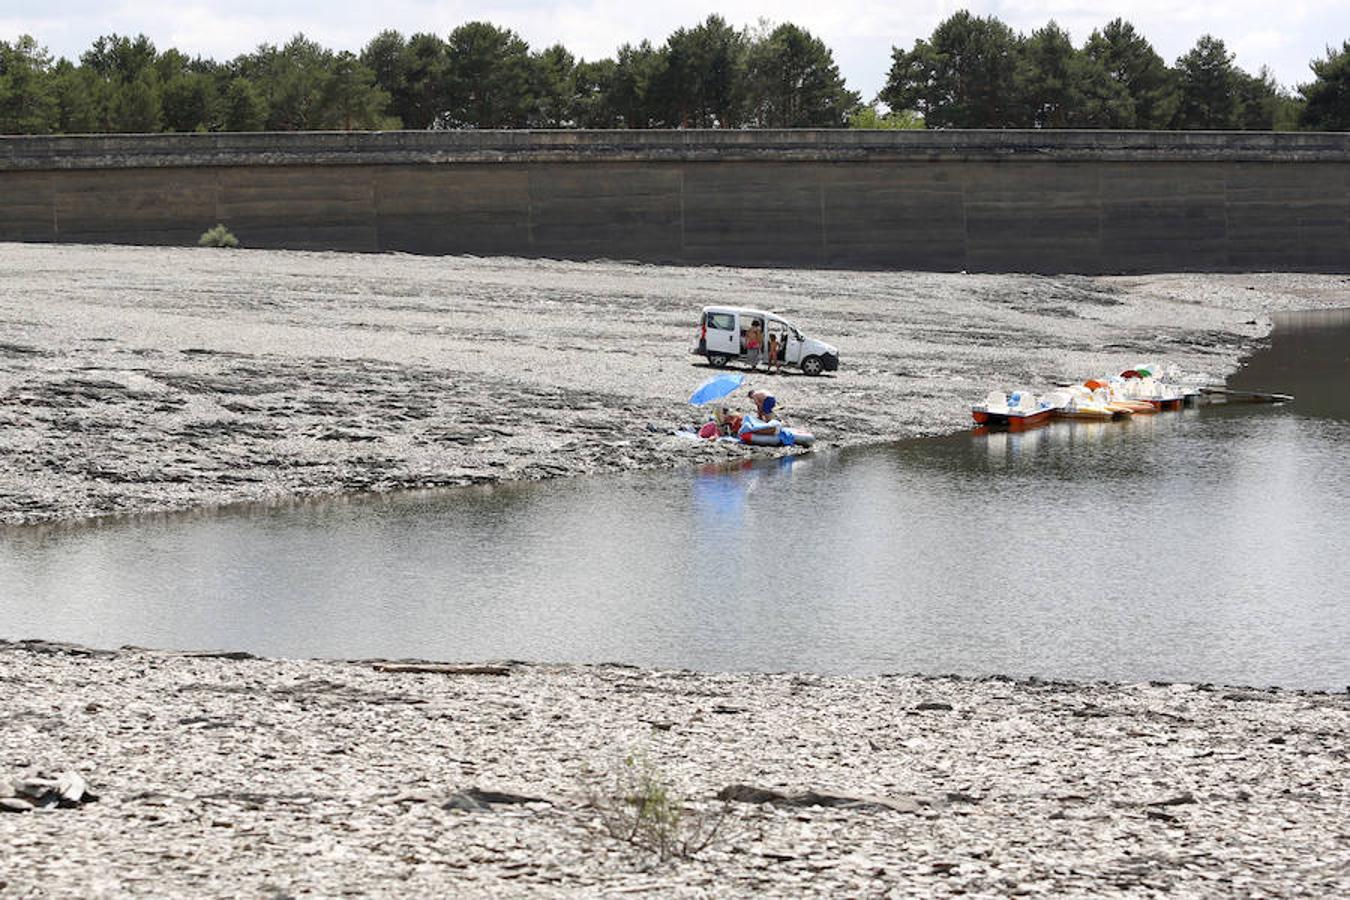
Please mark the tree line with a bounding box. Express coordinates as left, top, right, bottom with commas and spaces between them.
1, 12, 1348, 135
881, 13, 1345, 131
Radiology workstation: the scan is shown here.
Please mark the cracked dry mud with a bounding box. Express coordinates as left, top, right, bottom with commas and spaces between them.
3, 243, 1346, 524
1, 643, 1348, 898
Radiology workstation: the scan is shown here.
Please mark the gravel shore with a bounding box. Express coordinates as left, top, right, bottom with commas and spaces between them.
2, 641, 1347, 897
2, 243, 1346, 524
4, 249, 1349, 895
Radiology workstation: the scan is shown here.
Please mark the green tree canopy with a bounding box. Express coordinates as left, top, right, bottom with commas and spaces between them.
530, 44, 577, 127
1016, 21, 1077, 127
51, 59, 102, 133
360, 30, 449, 129
76, 33, 164, 131
401, 33, 451, 129
1173, 35, 1243, 129
1013, 21, 1136, 128
361, 30, 407, 98
1082, 19, 1177, 128
1299, 41, 1350, 130
253, 35, 331, 130
657, 14, 747, 127
443, 21, 533, 128
159, 49, 219, 133
1, 18, 1339, 135
744, 23, 858, 127
81, 33, 158, 82
1069, 55, 1135, 127
320, 50, 390, 129
0, 35, 58, 134
111, 73, 162, 132
881, 11, 1021, 128
571, 57, 619, 128
608, 41, 666, 128
1234, 66, 1291, 130
221, 76, 266, 131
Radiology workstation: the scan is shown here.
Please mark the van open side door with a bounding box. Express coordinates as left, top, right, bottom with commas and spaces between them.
776, 319, 805, 366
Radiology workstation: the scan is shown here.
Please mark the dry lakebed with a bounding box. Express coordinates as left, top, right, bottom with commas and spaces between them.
2, 243, 1349, 896
2, 243, 1347, 525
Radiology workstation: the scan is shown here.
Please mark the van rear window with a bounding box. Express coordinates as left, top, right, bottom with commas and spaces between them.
705, 312, 736, 331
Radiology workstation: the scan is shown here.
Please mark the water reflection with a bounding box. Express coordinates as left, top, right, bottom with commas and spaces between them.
1230, 308, 1350, 421
692, 455, 803, 523
1, 310, 1347, 688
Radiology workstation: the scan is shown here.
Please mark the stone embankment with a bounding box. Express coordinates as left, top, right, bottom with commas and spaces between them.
4, 130, 1350, 271
2, 640, 1347, 897
3, 242, 1347, 525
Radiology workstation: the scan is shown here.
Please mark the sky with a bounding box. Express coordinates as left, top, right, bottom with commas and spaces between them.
2, 1, 1348, 101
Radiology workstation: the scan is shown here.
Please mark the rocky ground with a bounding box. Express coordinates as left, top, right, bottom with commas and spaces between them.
2, 243, 1346, 524
4, 246, 1349, 896
2, 641, 1347, 897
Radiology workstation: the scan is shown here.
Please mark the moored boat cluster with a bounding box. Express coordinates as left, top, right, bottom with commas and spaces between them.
972, 365, 1199, 430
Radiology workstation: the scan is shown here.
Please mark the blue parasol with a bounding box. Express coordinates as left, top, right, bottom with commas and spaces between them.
688, 373, 746, 406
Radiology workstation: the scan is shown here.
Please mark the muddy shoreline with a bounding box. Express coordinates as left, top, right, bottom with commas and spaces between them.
2, 640, 1347, 897
3, 243, 1346, 525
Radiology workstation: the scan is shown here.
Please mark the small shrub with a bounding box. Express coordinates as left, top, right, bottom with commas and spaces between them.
198, 224, 240, 248
595, 753, 728, 863
848, 105, 924, 129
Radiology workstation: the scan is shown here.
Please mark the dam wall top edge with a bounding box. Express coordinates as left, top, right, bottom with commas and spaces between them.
3, 129, 1350, 170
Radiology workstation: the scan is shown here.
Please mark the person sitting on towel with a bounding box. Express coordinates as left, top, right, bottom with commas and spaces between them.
714, 406, 743, 436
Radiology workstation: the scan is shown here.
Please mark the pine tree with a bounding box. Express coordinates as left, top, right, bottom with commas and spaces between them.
744, 23, 858, 127
443, 22, 534, 128
881, 11, 1022, 128
0, 35, 58, 134
1173, 35, 1242, 129
1300, 41, 1350, 130
1083, 20, 1177, 128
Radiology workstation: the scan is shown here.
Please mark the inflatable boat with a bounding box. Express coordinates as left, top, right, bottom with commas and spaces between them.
737, 415, 817, 447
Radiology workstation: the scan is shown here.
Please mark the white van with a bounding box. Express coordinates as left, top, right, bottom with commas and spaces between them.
692, 306, 840, 376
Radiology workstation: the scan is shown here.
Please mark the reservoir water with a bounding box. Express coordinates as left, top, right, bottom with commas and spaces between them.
2, 310, 1347, 688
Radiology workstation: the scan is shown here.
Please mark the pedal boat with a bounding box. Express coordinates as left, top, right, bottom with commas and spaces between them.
1119, 369, 1188, 412
1084, 379, 1157, 414
971, 391, 1058, 430
1053, 387, 1133, 421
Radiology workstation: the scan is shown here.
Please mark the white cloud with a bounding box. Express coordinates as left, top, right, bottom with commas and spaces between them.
2, 1, 1347, 96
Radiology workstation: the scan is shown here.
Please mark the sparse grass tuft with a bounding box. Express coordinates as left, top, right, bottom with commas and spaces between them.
595, 753, 729, 863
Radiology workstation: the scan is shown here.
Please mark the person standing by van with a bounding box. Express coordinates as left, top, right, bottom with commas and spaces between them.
745, 320, 764, 370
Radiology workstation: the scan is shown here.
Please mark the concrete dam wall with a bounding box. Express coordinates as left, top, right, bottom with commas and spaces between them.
2, 130, 1348, 273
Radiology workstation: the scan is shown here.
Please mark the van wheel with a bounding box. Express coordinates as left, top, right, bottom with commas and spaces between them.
801, 355, 824, 376
707, 354, 730, 368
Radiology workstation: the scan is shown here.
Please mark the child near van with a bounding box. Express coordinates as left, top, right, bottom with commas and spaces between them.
766, 331, 780, 373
